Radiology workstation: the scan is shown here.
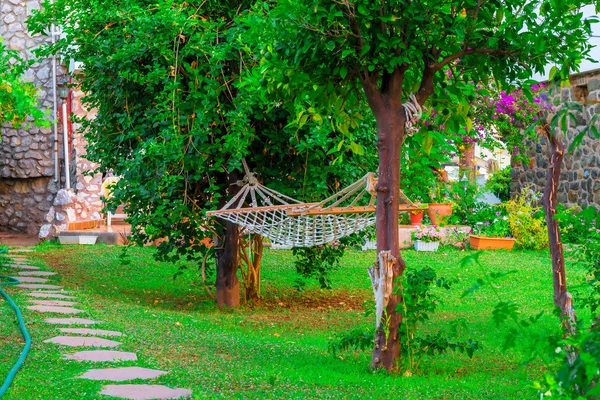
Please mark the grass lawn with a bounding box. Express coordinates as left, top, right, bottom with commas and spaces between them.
0, 244, 587, 399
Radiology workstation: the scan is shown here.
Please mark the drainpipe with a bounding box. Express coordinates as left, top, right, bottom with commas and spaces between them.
51, 25, 59, 183
58, 81, 70, 189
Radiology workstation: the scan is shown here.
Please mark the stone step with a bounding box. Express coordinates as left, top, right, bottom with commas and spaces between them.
18, 284, 63, 290
8, 265, 40, 270
60, 328, 122, 337
64, 350, 137, 362
44, 336, 121, 348
9, 248, 34, 253
45, 318, 100, 325
10, 276, 49, 283
31, 300, 77, 307
99, 384, 192, 399
18, 271, 57, 276
28, 292, 75, 300
79, 367, 168, 381
27, 305, 84, 314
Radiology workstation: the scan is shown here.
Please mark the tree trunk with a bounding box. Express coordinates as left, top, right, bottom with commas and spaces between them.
238, 233, 263, 302
459, 144, 476, 182
369, 102, 407, 371
215, 171, 241, 308
541, 126, 575, 333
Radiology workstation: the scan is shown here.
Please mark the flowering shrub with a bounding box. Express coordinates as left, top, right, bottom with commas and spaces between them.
554, 205, 599, 244
411, 226, 443, 243
504, 189, 549, 250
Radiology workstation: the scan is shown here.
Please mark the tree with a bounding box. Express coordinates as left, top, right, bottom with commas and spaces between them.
29, 0, 377, 306
0, 39, 46, 131
259, 0, 596, 370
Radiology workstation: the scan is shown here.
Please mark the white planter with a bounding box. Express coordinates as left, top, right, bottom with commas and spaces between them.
414, 240, 440, 252
58, 236, 78, 245
78, 236, 98, 245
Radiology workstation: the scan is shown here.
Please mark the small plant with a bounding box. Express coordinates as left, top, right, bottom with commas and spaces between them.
410, 226, 443, 243
472, 210, 511, 238
504, 188, 548, 250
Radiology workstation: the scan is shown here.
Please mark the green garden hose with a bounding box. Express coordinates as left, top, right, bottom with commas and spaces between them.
0, 248, 32, 398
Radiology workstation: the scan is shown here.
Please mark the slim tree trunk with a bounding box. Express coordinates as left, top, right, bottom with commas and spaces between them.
215, 171, 241, 308
541, 126, 575, 332
459, 144, 476, 182
367, 91, 407, 370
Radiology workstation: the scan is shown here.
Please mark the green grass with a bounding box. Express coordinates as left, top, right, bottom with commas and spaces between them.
0, 244, 588, 399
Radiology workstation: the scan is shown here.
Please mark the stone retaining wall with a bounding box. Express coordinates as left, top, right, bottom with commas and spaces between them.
511, 80, 600, 208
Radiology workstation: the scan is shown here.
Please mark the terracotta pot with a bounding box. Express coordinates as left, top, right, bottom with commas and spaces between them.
427, 203, 452, 226
469, 235, 515, 250
410, 211, 425, 225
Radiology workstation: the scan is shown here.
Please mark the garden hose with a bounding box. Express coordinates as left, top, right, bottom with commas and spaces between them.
0, 248, 31, 398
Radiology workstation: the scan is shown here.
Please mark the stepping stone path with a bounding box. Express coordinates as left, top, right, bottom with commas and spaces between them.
45, 317, 100, 325
4, 249, 192, 398
60, 328, 123, 337
18, 271, 57, 276
18, 284, 63, 290
80, 367, 168, 381
64, 350, 137, 362
44, 336, 122, 348
100, 385, 192, 400
31, 300, 78, 307
27, 305, 85, 314
10, 276, 49, 283
8, 265, 40, 270
28, 292, 75, 299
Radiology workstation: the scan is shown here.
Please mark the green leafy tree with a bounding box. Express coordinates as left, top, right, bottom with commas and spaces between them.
29, 0, 377, 306
0, 39, 46, 131
257, 0, 596, 370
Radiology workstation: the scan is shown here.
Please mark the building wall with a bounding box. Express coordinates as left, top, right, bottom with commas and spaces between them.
0, 0, 64, 234
511, 79, 600, 208
1, 0, 103, 236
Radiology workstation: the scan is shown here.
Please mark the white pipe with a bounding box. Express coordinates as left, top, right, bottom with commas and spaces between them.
61, 102, 70, 189
51, 25, 59, 182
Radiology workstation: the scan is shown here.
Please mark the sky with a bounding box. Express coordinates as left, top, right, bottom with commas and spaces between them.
532, 5, 600, 81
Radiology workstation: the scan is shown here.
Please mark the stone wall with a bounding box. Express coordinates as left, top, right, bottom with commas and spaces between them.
511, 79, 600, 208
1, 0, 66, 233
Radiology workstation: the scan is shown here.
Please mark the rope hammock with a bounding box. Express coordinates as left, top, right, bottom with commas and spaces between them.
206, 162, 421, 248
207, 93, 424, 248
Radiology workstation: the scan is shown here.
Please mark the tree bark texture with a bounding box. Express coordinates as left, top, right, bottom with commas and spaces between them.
364, 71, 408, 370
541, 126, 575, 332
215, 171, 242, 308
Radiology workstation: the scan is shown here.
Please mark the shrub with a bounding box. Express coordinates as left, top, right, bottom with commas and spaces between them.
504, 190, 548, 250
485, 166, 511, 202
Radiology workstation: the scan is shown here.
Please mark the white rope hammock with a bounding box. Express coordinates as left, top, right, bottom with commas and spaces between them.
207, 163, 419, 248
207, 93, 423, 248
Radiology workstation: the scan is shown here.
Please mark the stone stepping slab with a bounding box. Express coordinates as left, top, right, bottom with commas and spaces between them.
80, 367, 168, 381
60, 328, 122, 337
10, 276, 49, 283
100, 384, 192, 399
8, 265, 40, 270
31, 300, 77, 307
18, 284, 62, 290
64, 350, 137, 362
28, 292, 76, 299
18, 271, 57, 276
44, 336, 121, 348
45, 318, 100, 325
27, 305, 84, 314
9, 248, 34, 252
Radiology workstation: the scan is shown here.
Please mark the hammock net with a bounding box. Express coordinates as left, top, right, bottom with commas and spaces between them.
206, 169, 418, 248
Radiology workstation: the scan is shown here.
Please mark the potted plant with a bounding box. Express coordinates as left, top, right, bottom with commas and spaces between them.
411, 226, 443, 251
470, 211, 515, 250
409, 204, 428, 226
427, 184, 453, 226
